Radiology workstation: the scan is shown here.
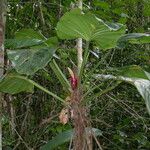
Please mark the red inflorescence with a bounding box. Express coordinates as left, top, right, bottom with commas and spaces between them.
70, 76, 78, 90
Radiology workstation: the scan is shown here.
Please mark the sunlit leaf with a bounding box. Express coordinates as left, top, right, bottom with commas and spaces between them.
15, 28, 46, 40
57, 9, 125, 49
57, 9, 98, 41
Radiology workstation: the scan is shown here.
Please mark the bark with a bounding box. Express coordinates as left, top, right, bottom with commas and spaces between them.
71, 89, 92, 150
71, 1, 93, 150
0, 0, 6, 149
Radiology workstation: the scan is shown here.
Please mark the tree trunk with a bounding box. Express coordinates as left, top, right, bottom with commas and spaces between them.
77, 0, 83, 73
71, 1, 93, 149
0, 0, 7, 149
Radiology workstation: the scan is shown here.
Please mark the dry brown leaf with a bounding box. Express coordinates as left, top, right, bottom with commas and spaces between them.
59, 108, 69, 124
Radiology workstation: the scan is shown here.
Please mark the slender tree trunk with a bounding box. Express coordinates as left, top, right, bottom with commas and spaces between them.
0, 0, 7, 149
72, 1, 93, 150
77, 0, 83, 73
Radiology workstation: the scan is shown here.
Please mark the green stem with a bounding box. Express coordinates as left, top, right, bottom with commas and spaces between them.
32, 81, 65, 103
50, 59, 71, 93
15, 75, 65, 104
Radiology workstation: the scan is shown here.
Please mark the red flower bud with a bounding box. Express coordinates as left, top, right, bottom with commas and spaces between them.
68, 67, 78, 90
70, 76, 78, 90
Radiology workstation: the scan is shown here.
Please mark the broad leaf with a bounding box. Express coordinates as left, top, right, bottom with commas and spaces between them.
93, 65, 150, 115
116, 65, 150, 80
134, 79, 150, 114
5, 29, 46, 49
40, 129, 73, 150
45, 37, 58, 48
15, 28, 46, 40
6, 29, 58, 75
57, 9, 98, 41
0, 74, 34, 94
91, 21, 125, 49
57, 9, 125, 49
40, 128, 102, 150
5, 30, 58, 49
119, 33, 150, 44
31, 37, 59, 49
0, 74, 64, 102
7, 47, 56, 75
5, 39, 43, 49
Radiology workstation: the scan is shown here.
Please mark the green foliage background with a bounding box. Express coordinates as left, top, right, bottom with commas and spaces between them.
3, 0, 150, 149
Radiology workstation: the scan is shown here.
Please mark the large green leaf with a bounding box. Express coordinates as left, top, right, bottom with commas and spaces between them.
134, 79, 150, 114
40, 129, 73, 150
6, 29, 58, 75
7, 47, 56, 75
56, 9, 125, 49
116, 65, 150, 80
119, 33, 150, 44
5, 29, 46, 49
93, 65, 150, 115
0, 74, 64, 102
15, 28, 46, 40
57, 9, 98, 41
45, 37, 58, 48
0, 74, 34, 94
40, 128, 102, 150
31, 37, 59, 49
5, 39, 44, 49
5, 30, 58, 49
91, 21, 125, 49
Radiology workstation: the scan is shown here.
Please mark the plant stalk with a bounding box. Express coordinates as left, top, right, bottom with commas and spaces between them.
71, 1, 93, 150
79, 41, 90, 84
77, 0, 83, 73
11, 75, 65, 104
28, 79, 65, 104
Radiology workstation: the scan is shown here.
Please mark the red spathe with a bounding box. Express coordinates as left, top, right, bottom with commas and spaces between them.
70, 76, 78, 90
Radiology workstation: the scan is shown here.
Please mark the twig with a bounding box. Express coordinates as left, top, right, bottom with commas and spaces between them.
69, 133, 73, 150
9, 121, 33, 150
92, 133, 103, 150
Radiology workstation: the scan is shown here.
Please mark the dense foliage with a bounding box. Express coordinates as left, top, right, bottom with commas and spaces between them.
2, 0, 150, 149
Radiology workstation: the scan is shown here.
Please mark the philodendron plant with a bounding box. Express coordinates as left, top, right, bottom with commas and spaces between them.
1, 9, 150, 150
